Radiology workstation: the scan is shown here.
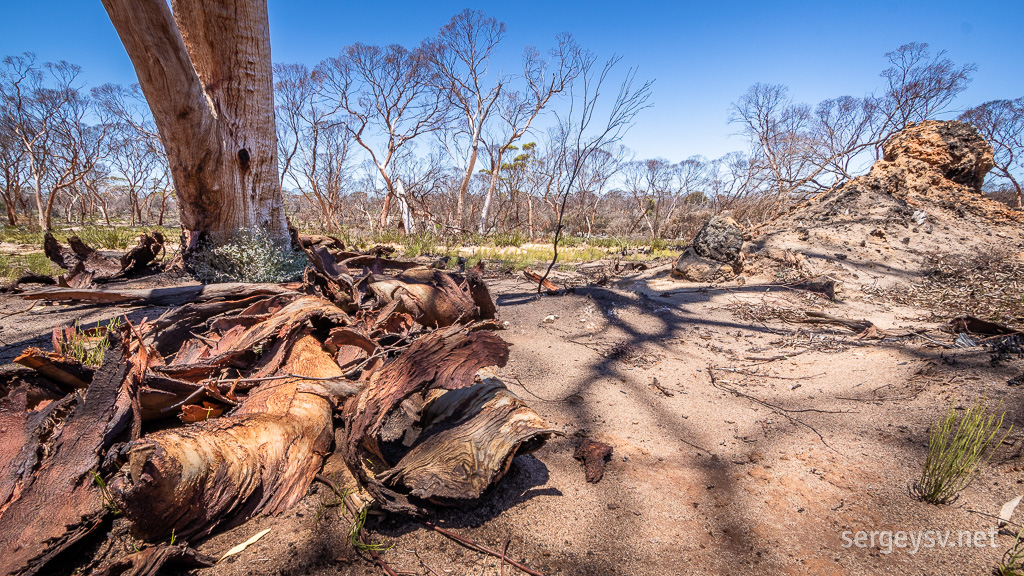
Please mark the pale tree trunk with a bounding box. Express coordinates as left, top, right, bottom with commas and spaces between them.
101, 0, 288, 249
396, 179, 414, 234
455, 139, 478, 231
527, 196, 534, 239
478, 159, 502, 234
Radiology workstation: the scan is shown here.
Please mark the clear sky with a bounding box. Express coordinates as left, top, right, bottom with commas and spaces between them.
1, 1, 1022, 162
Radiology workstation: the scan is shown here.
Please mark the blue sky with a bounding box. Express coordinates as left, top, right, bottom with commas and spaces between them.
1, 1, 1021, 162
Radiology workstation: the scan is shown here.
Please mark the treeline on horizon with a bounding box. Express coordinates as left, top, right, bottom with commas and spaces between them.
1, 9, 1021, 243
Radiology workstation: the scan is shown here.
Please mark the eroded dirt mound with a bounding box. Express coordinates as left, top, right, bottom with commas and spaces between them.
745, 120, 1024, 293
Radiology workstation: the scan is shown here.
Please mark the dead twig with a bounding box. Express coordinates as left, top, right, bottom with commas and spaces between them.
708, 364, 844, 451
424, 522, 544, 576
650, 377, 674, 397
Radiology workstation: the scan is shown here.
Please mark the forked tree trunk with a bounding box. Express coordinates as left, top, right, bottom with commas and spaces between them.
101, 0, 288, 249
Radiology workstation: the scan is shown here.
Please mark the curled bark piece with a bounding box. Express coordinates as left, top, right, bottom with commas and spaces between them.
110, 334, 356, 540
13, 348, 91, 391
0, 332, 133, 576
43, 232, 77, 270
574, 439, 613, 483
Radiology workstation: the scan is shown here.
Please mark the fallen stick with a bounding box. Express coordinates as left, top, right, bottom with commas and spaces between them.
523, 268, 560, 294
424, 522, 544, 576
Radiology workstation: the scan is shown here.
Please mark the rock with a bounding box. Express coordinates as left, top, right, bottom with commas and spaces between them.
672, 247, 736, 282
882, 120, 994, 192
692, 215, 744, 264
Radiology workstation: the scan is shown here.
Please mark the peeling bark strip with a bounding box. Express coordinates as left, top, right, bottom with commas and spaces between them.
0, 332, 132, 576
110, 334, 351, 540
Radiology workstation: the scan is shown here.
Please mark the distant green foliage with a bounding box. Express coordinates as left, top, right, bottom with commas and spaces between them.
0, 225, 177, 250
189, 227, 308, 283
914, 401, 1010, 504
0, 252, 62, 281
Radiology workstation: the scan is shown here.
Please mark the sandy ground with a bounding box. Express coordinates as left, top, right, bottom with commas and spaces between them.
3, 263, 1023, 576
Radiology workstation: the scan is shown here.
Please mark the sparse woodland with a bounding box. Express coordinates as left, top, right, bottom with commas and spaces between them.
1, 11, 1021, 243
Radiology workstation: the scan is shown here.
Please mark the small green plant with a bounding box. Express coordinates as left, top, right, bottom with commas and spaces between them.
189, 227, 307, 283
998, 525, 1024, 576
57, 317, 122, 366
90, 470, 121, 515
914, 400, 1011, 504
348, 500, 390, 552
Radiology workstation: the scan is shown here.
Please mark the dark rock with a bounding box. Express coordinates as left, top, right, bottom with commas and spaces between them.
692, 215, 744, 264
672, 248, 736, 282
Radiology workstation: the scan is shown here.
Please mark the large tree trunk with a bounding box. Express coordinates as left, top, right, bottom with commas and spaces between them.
101, 0, 288, 248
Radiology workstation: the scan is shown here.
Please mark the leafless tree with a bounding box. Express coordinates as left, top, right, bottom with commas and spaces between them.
274, 63, 356, 232
316, 42, 448, 231
425, 9, 508, 230
477, 35, 584, 234
0, 114, 27, 225
0, 54, 102, 230
868, 42, 976, 157
960, 97, 1024, 207
94, 84, 165, 225
537, 54, 651, 287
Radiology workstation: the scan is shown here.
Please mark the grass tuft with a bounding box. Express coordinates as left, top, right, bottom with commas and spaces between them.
999, 526, 1024, 576
913, 400, 1010, 505
56, 318, 122, 366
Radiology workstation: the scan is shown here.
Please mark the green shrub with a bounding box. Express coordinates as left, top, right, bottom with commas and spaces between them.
914, 400, 1010, 504
189, 227, 308, 283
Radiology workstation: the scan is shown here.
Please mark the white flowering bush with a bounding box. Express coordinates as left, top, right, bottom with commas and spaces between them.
189, 227, 307, 283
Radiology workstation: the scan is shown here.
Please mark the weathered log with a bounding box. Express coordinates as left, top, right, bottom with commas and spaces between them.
379, 374, 558, 503
109, 334, 358, 540
22, 282, 300, 306
0, 332, 133, 576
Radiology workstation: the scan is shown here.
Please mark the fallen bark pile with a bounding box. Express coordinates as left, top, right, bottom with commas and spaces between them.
0, 240, 556, 575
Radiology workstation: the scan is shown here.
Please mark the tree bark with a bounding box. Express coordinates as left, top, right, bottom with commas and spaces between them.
101, 0, 288, 247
